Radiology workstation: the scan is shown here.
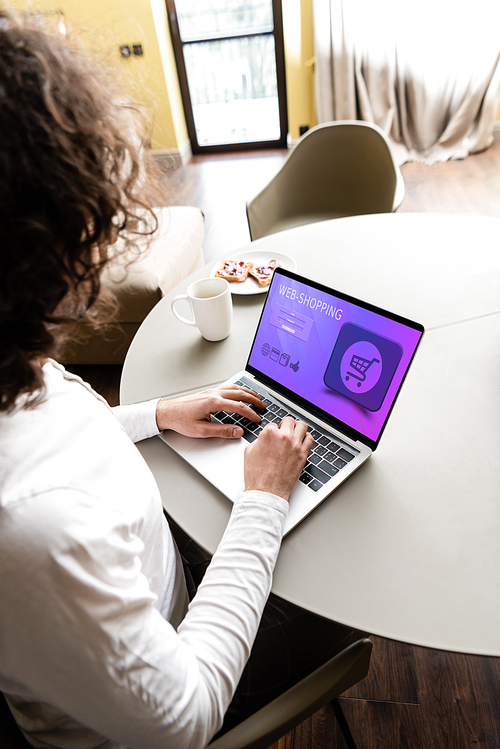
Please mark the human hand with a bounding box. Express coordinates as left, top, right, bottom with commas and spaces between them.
155, 385, 265, 439
244, 417, 314, 501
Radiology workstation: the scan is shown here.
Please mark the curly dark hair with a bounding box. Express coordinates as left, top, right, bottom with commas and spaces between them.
0, 10, 157, 412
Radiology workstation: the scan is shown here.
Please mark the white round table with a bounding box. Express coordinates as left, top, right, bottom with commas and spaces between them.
121, 213, 500, 656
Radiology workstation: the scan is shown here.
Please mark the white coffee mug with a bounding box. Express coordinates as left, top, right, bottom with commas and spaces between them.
171, 277, 233, 341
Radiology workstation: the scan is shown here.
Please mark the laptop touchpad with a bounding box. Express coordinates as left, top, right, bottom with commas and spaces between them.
188, 437, 245, 501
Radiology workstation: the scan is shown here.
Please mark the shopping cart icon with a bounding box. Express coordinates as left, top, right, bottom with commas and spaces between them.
324, 323, 403, 411
345, 355, 380, 387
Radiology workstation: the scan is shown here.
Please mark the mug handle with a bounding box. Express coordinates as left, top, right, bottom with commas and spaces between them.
171, 294, 196, 326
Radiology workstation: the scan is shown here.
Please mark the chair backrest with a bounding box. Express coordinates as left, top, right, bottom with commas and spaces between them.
247, 120, 404, 240
208, 637, 372, 749
1, 638, 372, 749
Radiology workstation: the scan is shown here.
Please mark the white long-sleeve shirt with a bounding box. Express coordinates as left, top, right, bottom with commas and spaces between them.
0, 360, 288, 749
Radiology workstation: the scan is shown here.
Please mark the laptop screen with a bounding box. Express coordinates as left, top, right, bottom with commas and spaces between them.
246, 268, 424, 450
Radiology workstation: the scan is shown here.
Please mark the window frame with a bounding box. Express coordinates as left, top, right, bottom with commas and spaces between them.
166, 0, 288, 154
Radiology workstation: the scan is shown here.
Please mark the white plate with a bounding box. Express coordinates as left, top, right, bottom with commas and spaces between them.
211, 250, 297, 295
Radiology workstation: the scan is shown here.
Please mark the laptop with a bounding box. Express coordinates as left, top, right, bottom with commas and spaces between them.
161, 267, 424, 535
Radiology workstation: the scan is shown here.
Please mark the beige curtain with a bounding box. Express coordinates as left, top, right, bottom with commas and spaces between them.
313, 0, 500, 164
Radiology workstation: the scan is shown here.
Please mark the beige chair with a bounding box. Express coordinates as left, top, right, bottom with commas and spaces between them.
0, 640, 371, 749
246, 120, 404, 240
209, 637, 372, 749
60, 206, 205, 365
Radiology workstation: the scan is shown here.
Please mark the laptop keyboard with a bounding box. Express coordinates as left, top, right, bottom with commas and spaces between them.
211, 377, 358, 492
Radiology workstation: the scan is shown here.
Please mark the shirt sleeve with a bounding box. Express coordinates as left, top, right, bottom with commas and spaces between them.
112, 399, 160, 442
1, 487, 288, 749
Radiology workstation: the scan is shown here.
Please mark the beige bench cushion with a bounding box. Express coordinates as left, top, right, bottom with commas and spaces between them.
102, 206, 205, 323
61, 206, 205, 365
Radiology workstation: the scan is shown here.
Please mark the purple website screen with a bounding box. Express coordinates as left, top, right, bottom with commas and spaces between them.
247, 271, 423, 445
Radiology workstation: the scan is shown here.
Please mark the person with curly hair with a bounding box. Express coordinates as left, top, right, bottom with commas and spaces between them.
0, 10, 361, 749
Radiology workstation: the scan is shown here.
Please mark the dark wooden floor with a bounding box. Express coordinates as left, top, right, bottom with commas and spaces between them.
157, 140, 500, 264
69, 139, 500, 749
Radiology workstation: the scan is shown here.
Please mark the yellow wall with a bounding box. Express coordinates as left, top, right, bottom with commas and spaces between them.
282, 0, 316, 140
149, 0, 188, 149
9, 0, 188, 152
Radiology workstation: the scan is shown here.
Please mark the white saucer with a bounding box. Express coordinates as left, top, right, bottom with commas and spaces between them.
211, 250, 297, 295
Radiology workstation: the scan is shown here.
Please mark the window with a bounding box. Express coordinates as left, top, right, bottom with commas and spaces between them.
166, 0, 288, 152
